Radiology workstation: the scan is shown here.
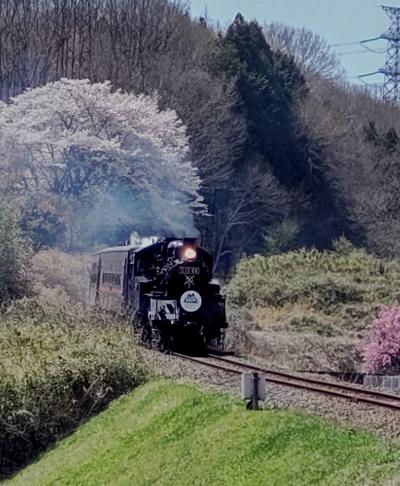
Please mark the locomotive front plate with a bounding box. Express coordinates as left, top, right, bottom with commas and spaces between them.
179, 267, 200, 275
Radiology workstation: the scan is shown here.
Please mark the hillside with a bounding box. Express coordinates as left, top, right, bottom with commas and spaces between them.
7, 381, 400, 486
2, 3, 400, 273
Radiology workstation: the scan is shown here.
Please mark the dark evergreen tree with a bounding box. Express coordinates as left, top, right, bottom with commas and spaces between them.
203, 13, 347, 261
210, 13, 306, 183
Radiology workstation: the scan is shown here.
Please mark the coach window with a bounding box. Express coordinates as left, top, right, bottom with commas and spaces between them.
102, 272, 121, 287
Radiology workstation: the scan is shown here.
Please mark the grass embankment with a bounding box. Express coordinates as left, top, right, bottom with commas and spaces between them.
0, 300, 147, 478
8, 380, 400, 486
227, 239, 400, 370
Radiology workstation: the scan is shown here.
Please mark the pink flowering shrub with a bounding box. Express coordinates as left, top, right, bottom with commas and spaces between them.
362, 306, 400, 373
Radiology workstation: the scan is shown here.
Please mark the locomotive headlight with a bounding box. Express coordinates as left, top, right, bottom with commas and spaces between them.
183, 247, 197, 260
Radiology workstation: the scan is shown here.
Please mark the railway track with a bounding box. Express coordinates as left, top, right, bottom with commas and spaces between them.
173, 352, 400, 411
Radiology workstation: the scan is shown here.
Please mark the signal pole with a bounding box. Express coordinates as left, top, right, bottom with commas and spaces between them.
380, 5, 400, 104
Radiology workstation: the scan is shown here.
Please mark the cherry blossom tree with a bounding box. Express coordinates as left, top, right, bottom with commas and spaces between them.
0, 79, 204, 248
362, 306, 400, 374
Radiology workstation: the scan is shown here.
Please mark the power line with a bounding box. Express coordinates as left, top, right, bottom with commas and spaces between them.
358, 71, 381, 78
360, 36, 384, 44
332, 36, 383, 48
331, 40, 363, 47
338, 49, 385, 56
360, 41, 387, 53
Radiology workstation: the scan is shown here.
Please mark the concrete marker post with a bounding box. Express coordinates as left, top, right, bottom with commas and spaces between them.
242, 371, 265, 410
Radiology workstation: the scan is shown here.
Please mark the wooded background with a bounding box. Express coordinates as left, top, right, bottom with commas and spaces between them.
1, 0, 399, 276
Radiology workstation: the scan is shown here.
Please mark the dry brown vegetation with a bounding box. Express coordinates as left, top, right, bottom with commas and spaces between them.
227, 240, 400, 371
227, 305, 360, 372
31, 249, 91, 305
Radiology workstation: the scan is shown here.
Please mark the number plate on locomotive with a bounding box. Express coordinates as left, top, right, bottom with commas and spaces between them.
179, 267, 200, 275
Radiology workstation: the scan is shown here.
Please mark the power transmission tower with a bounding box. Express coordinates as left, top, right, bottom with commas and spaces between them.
380, 5, 400, 104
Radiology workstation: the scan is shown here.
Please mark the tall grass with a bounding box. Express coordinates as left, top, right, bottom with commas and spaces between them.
0, 299, 147, 478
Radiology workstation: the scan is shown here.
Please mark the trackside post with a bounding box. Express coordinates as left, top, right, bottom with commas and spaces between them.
241, 372, 266, 410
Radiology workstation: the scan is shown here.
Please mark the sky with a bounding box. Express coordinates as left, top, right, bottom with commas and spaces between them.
189, 0, 400, 85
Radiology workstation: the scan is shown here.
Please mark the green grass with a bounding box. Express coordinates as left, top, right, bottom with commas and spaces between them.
7, 381, 400, 486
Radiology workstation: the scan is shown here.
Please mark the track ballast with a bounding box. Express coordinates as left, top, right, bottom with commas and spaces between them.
173, 352, 400, 411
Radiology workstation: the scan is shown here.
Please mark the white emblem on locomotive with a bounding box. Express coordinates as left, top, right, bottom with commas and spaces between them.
180, 290, 202, 312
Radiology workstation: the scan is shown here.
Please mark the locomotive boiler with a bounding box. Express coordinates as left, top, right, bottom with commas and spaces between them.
89, 237, 228, 352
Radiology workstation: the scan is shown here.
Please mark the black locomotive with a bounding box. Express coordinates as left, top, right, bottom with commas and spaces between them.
90, 237, 228, 352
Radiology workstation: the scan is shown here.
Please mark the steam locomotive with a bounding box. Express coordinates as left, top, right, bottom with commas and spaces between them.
89, 237, 228, 352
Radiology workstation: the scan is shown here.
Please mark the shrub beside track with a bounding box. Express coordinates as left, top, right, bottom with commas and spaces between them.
226, 241, 400, 370
0, 300, 147, 479
227, 242, 400, 326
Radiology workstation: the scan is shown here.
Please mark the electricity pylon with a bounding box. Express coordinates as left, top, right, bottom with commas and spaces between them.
380, 5, 400, 104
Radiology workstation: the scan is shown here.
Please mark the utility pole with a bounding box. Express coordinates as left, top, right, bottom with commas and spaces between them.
380, 5, 400, 104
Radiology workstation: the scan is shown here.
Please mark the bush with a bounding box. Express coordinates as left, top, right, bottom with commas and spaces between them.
0, 299, 147, 478
0, 202, 32, 306
31, 249, 91, 305
227, 243, 400, 330
362, 306, 400, 374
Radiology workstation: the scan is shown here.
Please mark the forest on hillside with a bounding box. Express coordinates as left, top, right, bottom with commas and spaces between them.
1, 0, 400, 299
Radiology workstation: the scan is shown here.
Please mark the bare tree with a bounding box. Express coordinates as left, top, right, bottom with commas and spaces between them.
299, 72, 400, 256
0, 0, 194, 99
211, 165, 290, 272
264, 22, 343, 80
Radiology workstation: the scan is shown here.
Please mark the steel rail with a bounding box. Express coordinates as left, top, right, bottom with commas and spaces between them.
208, 354, 400, 410
173, 352, 242, 375
173, 352, 400, 410
208, 354, 400, 402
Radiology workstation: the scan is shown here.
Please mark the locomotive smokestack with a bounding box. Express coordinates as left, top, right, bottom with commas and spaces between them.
130, 232, 159, 247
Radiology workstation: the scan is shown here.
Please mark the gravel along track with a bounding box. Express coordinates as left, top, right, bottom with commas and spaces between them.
140, 348, 400, 441
206, 354, 400, 410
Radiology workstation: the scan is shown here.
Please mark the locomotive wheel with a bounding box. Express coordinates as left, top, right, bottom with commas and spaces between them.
196, 334, 207, 355
176, 325, 206, 355
132, 310, 146, 332
140, 323, 153, 349
208, 330, 226, 353
151, 328, 163, 351
194, 325, 207, 354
